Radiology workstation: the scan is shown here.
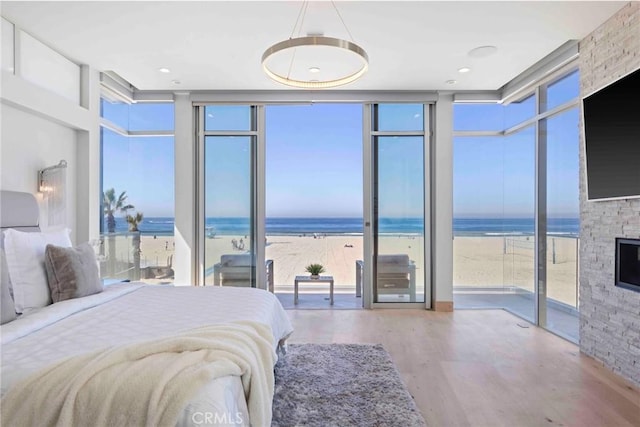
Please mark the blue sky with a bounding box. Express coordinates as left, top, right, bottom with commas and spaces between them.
266, 104, 364, 217
453, 108, 580, 218
102, 71, 579, 219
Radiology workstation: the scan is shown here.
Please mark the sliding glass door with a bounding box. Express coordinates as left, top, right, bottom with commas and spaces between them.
197, 101, 433, 308
370, 104, 429, 305
201, 106, 258, 287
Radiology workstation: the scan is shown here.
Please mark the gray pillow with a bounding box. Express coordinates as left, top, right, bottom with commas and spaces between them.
1, 249, 17, 324
44, 243, 103, 303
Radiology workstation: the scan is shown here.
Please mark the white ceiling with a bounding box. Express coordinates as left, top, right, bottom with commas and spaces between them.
0, 1, 625, 91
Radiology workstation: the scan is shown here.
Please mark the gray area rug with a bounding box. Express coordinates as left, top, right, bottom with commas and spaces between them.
272, 344, 427, 427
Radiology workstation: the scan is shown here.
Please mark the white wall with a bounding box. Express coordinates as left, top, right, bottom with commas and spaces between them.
173, 93, 195, 285
433, 94, 454, 308
1, 18, 14, 73
18, 31, 80, 104
0, 103, 78, 240
0, 18, 101, 244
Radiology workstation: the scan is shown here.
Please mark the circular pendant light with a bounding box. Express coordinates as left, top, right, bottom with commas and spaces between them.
262, 1, 368, 89
262, 35, 369, 89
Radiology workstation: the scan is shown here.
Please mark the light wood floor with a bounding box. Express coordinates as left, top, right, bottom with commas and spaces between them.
286, 309, 640, 427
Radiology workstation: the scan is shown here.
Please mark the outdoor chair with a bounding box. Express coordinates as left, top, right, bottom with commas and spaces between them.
213, 254, 274, 292
355, 254, 416, 302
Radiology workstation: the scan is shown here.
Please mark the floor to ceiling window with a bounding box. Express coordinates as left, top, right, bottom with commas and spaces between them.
100, 100, 175, 284
453, 69, 580, 341
542, 71, 581, 340
453, 123, 536, 322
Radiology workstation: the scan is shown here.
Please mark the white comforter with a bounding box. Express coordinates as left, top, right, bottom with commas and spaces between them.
1, 283, 294, 426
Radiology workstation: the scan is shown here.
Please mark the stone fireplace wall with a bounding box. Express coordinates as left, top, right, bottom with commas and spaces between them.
579, 2, 640, 385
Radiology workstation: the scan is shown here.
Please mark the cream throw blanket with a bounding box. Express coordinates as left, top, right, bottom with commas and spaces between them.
1, 321, 277, 427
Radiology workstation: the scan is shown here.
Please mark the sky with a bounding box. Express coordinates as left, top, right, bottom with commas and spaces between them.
101, 102, 175, 217
453, 71, 580, 218
101, 71, 579, 219
265, 104, 364, 217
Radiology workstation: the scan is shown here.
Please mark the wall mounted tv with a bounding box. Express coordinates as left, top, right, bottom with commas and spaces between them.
583, 66, 640, 201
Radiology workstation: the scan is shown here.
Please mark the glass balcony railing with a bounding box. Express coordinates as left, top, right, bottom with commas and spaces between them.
98, 232, 174, 284
453, 235, 579, 309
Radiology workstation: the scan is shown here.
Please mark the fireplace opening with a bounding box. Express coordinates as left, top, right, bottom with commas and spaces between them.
616, 238, 640, 293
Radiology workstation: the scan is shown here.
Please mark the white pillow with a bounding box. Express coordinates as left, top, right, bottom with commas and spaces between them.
1, 249, 17, 324
3, 228, 72, 314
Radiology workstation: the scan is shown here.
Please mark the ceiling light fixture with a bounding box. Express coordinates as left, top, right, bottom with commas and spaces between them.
158, 67, 171, 73
446, 79, 457, 85
458, 67, 471, 73
262, 1, 368, 89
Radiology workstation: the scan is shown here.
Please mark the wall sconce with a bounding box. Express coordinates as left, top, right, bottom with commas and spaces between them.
38, 160, 67, 227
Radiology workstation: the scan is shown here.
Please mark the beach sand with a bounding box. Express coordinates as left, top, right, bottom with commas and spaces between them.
265, 235, 425, 294
127, 233, 577, 308
453, 236, 578, 307
100, 235, 176, 283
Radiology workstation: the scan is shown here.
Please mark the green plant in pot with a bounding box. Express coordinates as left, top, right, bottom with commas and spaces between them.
305, 263, 325, 278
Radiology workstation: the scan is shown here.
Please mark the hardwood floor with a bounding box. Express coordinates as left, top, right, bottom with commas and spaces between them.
285, 309, 640, 427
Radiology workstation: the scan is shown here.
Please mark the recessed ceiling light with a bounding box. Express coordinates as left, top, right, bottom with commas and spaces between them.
158, 67, 171, 73
171, 80, 181, 85
446, 79, 457, 85
458, 67, 471, 73
309, 67, 321, 73
468, 46, 498, 58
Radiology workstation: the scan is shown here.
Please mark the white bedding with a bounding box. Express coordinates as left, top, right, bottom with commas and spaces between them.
1, 283, 293, 426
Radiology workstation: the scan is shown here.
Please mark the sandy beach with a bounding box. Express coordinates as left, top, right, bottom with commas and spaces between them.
100, 234, 175, 281
453, 236, 579, 307
200, 234, 422, 289
109, 233, 577, 308
264, 234, 426, 294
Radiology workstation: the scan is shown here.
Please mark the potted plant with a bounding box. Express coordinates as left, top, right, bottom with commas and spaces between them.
305, 263, 325, 279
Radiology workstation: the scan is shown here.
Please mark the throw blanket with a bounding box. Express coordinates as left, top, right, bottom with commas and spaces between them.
1, 321, 277, 427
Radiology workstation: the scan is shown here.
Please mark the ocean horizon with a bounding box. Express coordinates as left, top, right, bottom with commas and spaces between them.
104, 216, 580, 237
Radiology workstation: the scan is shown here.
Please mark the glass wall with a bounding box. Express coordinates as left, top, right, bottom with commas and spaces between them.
545, 107, 580, 340
453, 127, 536, 321
100, 100, 175, 284
453, 69, 580, 340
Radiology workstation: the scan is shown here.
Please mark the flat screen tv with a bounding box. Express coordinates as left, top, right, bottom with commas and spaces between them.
583, 67, 640, 201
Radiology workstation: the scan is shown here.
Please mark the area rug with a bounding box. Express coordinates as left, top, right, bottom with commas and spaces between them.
272, 344, 427, 427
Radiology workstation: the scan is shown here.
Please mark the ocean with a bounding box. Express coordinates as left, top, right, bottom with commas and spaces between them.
106, 217, 579, 237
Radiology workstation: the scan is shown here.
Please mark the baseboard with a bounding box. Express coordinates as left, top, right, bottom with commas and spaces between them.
434, 301, 454, 312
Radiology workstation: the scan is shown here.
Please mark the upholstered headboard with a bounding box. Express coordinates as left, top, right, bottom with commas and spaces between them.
0, 190, 40, 233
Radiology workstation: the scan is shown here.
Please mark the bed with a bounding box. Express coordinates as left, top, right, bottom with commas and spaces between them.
0, 190, 293, 427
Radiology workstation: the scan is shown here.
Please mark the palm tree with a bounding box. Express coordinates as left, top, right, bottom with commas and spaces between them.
102, 188, 134, 278
126, 212, 144, 281
103, 188, 134, 233
126, 212, 144, 232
